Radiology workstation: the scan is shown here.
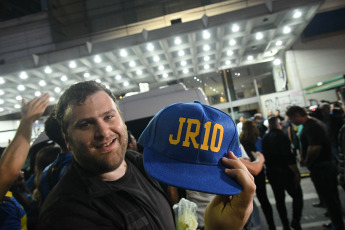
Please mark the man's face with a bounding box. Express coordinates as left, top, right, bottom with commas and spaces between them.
64, 91, 128, 174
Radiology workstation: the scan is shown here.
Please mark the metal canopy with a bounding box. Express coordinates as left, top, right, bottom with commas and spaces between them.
0, 0, 323, 117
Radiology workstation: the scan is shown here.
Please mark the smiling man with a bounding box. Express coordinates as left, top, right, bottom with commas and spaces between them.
37, 81, 255, 230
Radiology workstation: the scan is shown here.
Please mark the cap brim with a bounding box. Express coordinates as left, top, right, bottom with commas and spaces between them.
143, 148, 242, 196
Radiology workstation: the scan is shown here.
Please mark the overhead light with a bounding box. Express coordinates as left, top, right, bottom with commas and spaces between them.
123, 81, 129, 87
153, 56, 160, 62
183, 69, 189, 74
35, 91, 41, 97
273, 59, 282, 65
146, 43, 154, 51
49, 97, 55, 102
55, 87, 61, 93
39, 80, 46, 86
283, 26, 291, 34
226, 60, 231, 65
163, 73, 168, 78
0, 99, 4, 104
94, 55, 102, 63
174, 37, 182, 45
178, 50, 185, 56
16, 95, 22, 100
14, 104, 21, 109
256, 32, 264, 40
120, 49, 128, 57
115, 75, 122, 80
247, 55, 254, 61
275, 40, 283, 46
129, 61, 136, 67
19, 72, 28, 79
227, 50, 234, 56
105, 65, 113, 72
181, 61, 187, 66
204, 64, 210, 70
203, 45, 210, 51
84, 72, 90, 78
293, 10, 302, 19
44, 67, 52, 74
317, 82, 323, 86
17, 85, 25, 91
229, 39, 236, 46
61, 75, 68, 81
158, 65, 165, 70
136, 70, 143, 75
95, 79, 101, 83
0, 77, 5, 84
0, 108, 3, 112
232, 24, 240, 32
203, 30, 211, 39
0, 90, 4, 95
69, 61, 77, 68
204, 56, 210, 61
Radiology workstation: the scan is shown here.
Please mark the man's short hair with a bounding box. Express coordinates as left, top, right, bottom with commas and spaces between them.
286, 106, 307, 117
55, 80, 118, 134
268, 116, 279, 129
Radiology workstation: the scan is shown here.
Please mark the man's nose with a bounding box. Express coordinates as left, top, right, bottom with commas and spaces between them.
94, 121, 110, 139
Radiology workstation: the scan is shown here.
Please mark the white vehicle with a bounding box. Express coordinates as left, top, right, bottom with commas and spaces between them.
118, 83, 209, 143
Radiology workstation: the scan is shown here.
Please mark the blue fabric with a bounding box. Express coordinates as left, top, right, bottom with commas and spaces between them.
0, 193, 27, 230
39, 153, 73, 202
138, 101, 242, 195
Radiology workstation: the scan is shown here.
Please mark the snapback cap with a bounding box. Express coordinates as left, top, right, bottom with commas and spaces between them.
138, 101, 242, 195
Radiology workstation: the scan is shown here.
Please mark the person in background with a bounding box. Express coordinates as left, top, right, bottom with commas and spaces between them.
262, 116, 303, 230
254, 113, 267, 138
286, 106, 344, 230
39, 113, 73, 204
275, 109, 284, 122
37, 80, 255, 230
237, 115, 245, 135
0, 93, 50, 229
127, 130, 138, 152
32, 145, 60, 206
240, 120, 276, 230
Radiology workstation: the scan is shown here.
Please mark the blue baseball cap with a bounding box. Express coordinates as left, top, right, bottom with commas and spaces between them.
138, 101, 242, 195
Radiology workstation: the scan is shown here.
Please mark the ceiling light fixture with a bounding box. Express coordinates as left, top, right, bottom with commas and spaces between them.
293, 10, 302, 19
61, 75, 68, 81
275, 40, 283, 46
129, 61, 136, 67
39, 80, 46, 86
0, 77, 5, 84
158, 65, 164, 71
203, 30, 211, 39
84, 72, 90, 78
181, 61, 187, 66
44, 67, 52, 74
283, 26, 291, 34
256, 32, 264, 40
123, 81, 129, 87
17, 85, 25, 91
174, 37, 182, 45
94, 55, 102, 63
163, 73, 168, 78
16, 95, 22, 100
227, 50, 234, 56
153, 56, 160, 62
273, 59, 281, 65
203, 45, 210, 51
69, 61, 77, 68
204, 64, 210, 70
178, 50, 185, 56
229, 39, 236, 46
55, 87, 61, 93
146, 43, 154, 51
226, 60, 231, 65
120, 49, 128, 57
183, 69, 189, 74
247, 55, 254, 60
204, 56, 210, 61
232, 24, 240, 32
0, 90, 4, 95
35, 91, 41, 97
19, 72, 28, 79
106, 65, 113, 72
115, 75, 122, 80
136, 70, 143, 75
0, 99, 4, 104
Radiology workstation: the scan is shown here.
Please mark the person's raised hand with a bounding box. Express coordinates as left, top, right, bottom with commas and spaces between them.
204, 151, 256, 230
21, 93, 50, 123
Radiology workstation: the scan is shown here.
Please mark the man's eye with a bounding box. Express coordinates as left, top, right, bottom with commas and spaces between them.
79, 122, 90, 128
105, 115, 114, 120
